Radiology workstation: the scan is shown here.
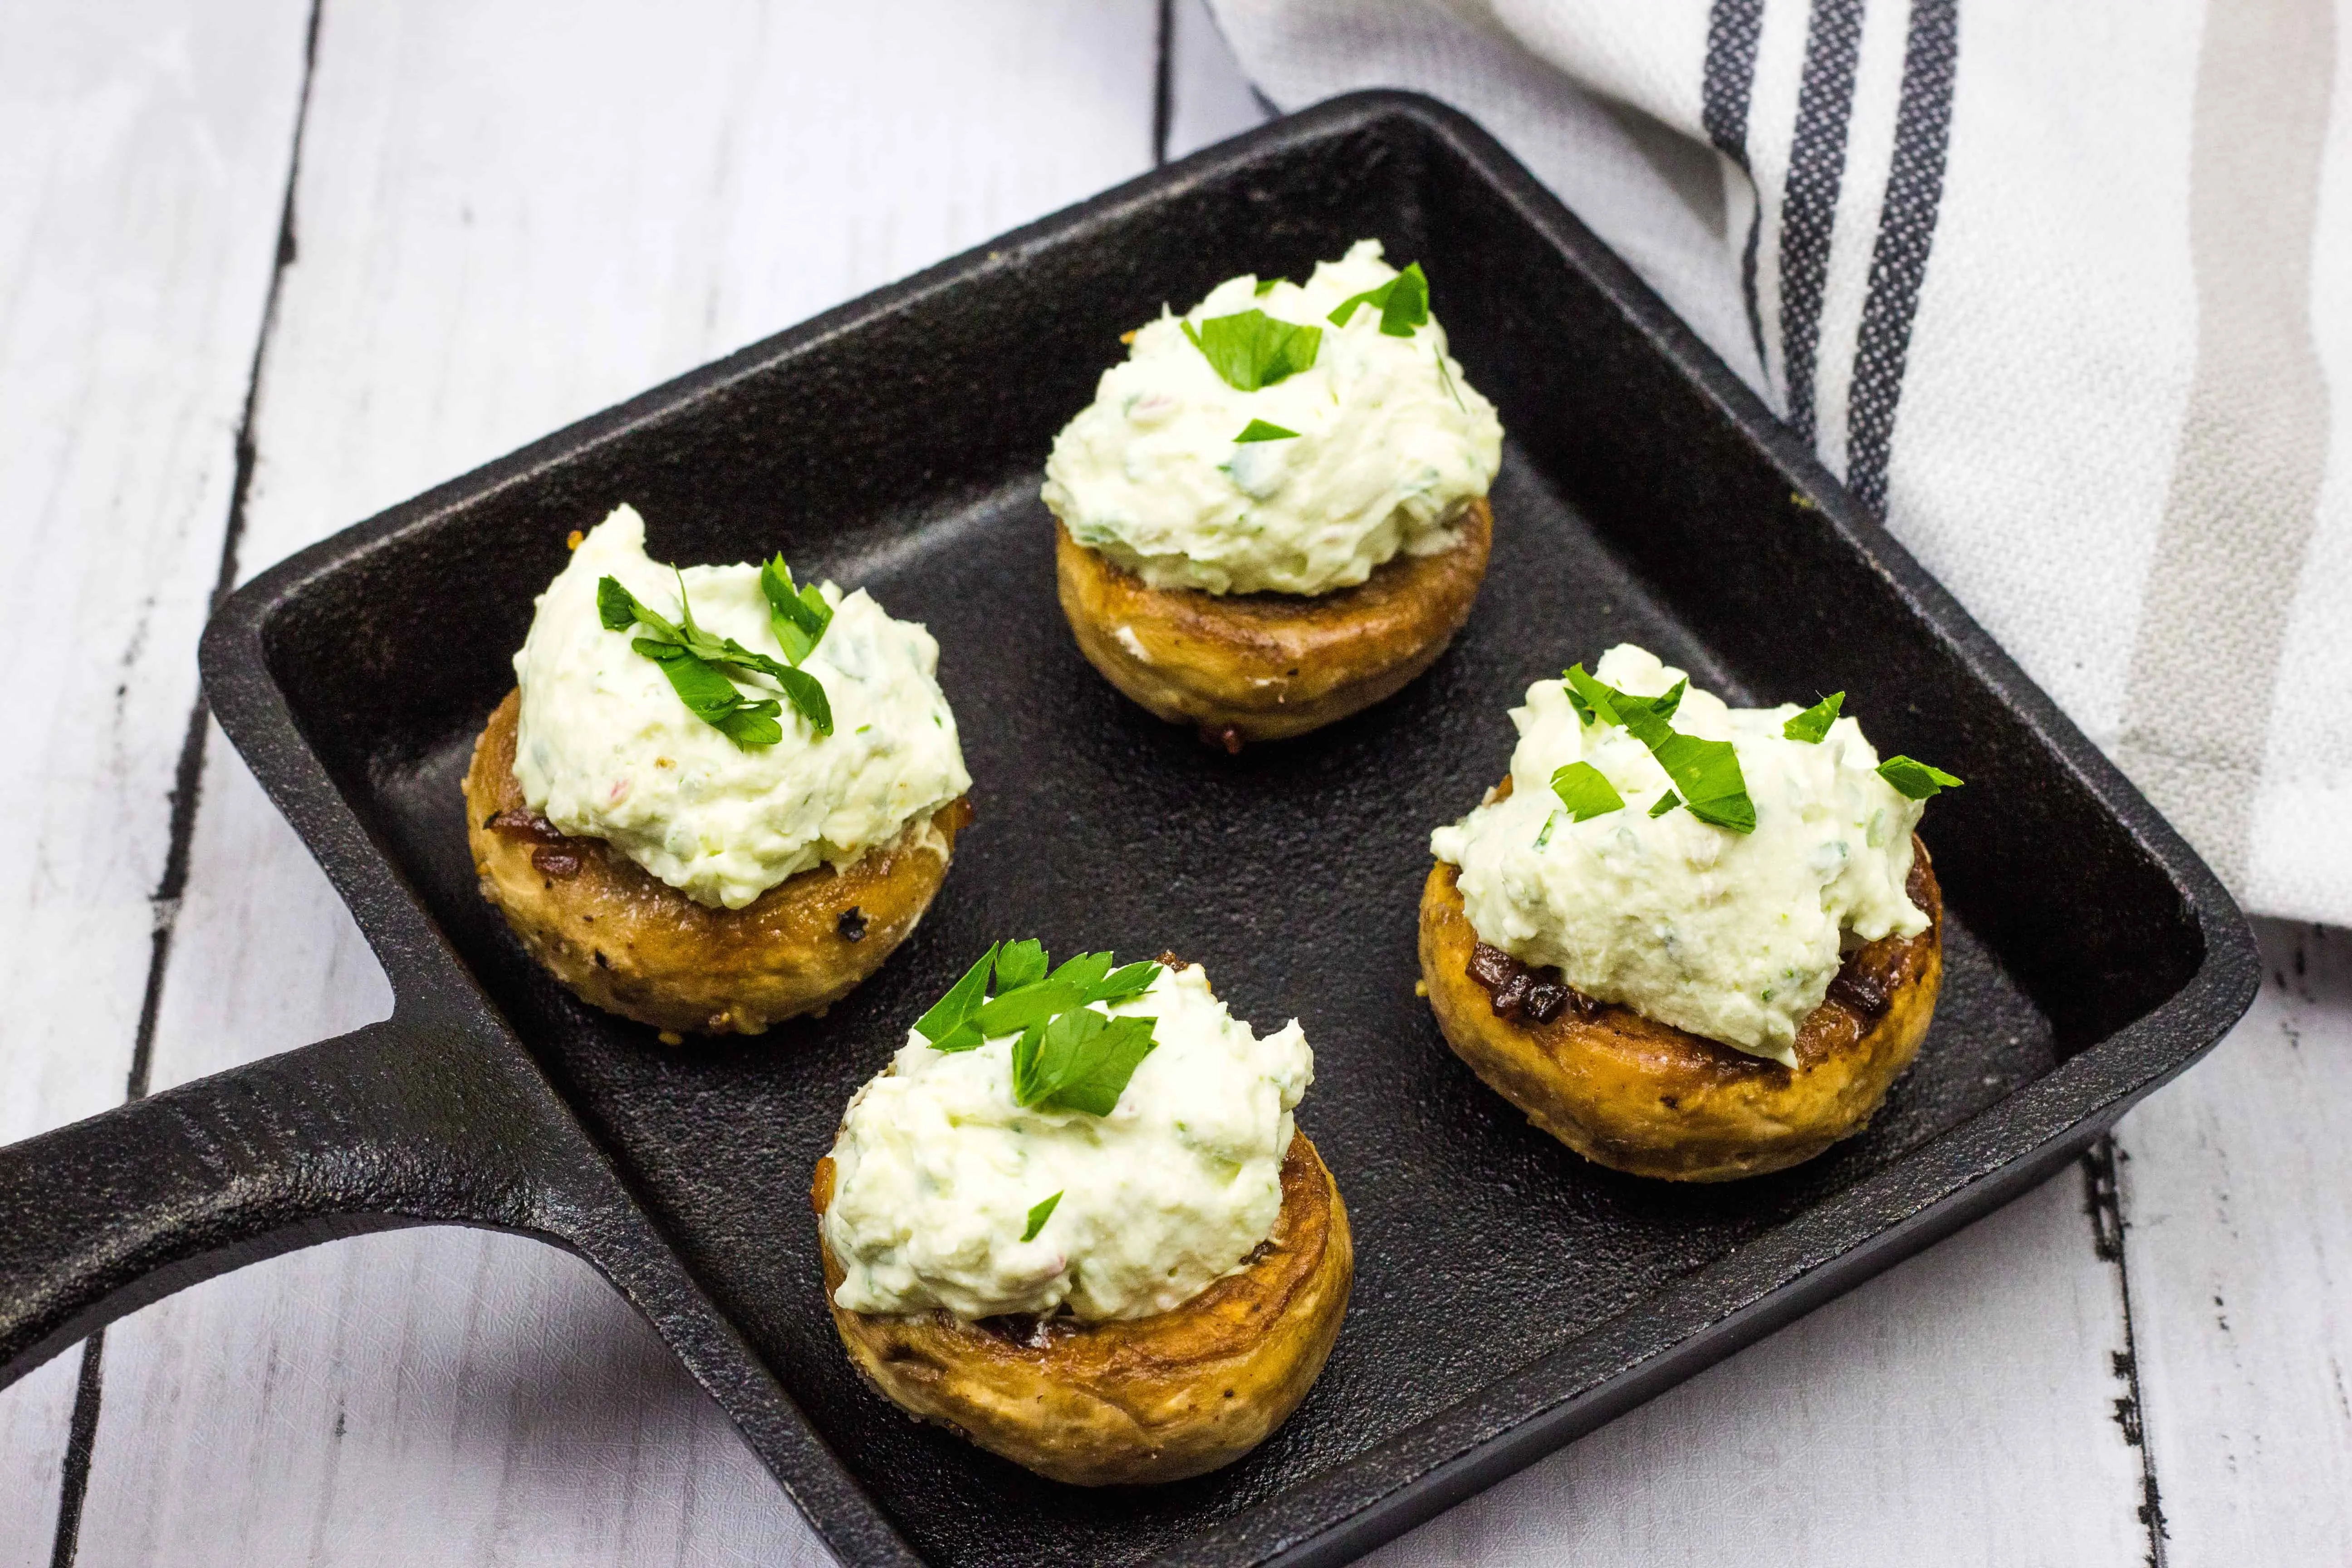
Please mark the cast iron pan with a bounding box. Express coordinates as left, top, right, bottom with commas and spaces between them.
0, 94, 2258, 1567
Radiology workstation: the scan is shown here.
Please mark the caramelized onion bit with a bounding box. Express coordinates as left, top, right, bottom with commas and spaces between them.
1465, 943, 1518, 990
1827, 965, 1893, 1018
1524, 982, 1569, 1024
488, 808, 568, 844
1491, 970, 1533, 1015
1464, 941, 1600, 1024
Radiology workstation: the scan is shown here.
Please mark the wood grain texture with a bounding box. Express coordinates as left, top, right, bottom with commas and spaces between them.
0, 1352, 77, 1568
8, 1, 2347, 1564
71, 0, 1164, 1561
83, 1223, 825, 1567
0, 0, 312, 1550
1365, 1167, 2153, 1568
2117, 920, 2352, 1566
204, 0, 1163, 556
0, 0, 310, 1165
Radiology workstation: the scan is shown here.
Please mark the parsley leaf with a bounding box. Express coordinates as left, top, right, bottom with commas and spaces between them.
1562, 663, 1755, 834
1252, 276, 1285, 296
964, 946, 1164, 1039
1328, 262, 1430, 337
1021, 1191, 1063, 1242
1877, 755, 1964, 800
632, 640, 783, 747
1434, 344, 1467, 412
1033, 951, 1164, 1006
1562, 664, 1681, 735
1047, 951, 1115, 994
993, 939, 1049, 993
915, 943, 998, 1051
759, 555, 833, 666
1783, 691, 1845, 743
1605, 681, 1687, 743
1234, 419, 1300, 443
1549, 761, 1625, 822
599, 574, 669, 636
1562, 666, 1602, 727
916, 944, 1165, 1114
600, 571, 833, 742
1649, 789, 1683, 818
770, 665, 833, 736
1182, 309, 1322, 392
1013, 1007, 1159, 1116
972, 978, 1085, 1039
1088, 960, 1162, 1005
1653, 732, 1755, 832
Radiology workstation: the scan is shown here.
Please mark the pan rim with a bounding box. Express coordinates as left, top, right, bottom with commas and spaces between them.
196, 88, 2260, 1568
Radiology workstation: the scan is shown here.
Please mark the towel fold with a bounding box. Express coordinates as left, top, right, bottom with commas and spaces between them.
1211, 0, 2351, 924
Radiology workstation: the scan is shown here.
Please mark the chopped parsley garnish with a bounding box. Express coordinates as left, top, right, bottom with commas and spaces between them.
1649, 789, 1683, 818
1563, 663, 1755, 833
1234, 419, 1300, 443
1252, 276, 1287, 296
598, 572, 833, 745
1783, 691, 1845, 743
1183, 309, 1322, 392
1021, 1191, 1063, 1242
1328, 262, 1430, 337
1434, 344, 1467, 412
914, 941, 1164, 1116
1534, 812, 1558, 849
1549, 760, 1625, 822
1651, 731, 1754, 832
1877, 755, 1965, 800
760, 554, 833, 665
912, 944, 997, 1047
994, 936, 1050, 994
1014, 1007, 1159, 1117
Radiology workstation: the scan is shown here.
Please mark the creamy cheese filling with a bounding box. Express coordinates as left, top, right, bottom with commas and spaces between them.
1041, 239, 1504, 597
823, 964, 1313, 1322
1430, 645, 1930, 1064
511, 505, 971, 910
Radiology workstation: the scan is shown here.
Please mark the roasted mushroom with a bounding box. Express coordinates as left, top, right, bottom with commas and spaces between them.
813, 1132, 1351, 1485
467, 690, 970, 1036
1419, 845, 1943, 1181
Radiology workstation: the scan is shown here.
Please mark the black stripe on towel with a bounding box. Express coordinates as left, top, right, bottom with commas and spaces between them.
1779, 0, 1866, 443
1702, 0, 1767, 374
1846, 0, 1960, 514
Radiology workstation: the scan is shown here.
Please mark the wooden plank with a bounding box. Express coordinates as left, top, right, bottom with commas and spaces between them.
2115, 921, 2352, 1564
24, 2, 2220, 1560
79, 1224, 826, 1565
0, 0, 314, 1553
0, 1354, 78, 1568
1364, 1167, 2154, 1567
0, 0, 310, 1171
71, 1, 1161, 1560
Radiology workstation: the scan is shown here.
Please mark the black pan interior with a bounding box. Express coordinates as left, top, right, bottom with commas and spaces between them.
264, 107, 2201, 1567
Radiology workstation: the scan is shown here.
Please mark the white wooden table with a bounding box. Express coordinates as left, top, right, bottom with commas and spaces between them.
3, 5, 2346, 1563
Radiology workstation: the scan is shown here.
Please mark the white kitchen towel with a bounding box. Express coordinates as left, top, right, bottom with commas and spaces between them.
1209, 0, 2351, 926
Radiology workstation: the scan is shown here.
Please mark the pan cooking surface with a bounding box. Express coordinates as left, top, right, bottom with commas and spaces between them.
207, 95, 2248, 1567
374, 456, 2051, 1567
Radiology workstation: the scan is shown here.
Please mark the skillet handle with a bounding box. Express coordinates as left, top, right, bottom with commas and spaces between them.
0, 1014, 569, 1388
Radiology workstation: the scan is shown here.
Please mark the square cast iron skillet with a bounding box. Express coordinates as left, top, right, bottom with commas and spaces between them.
0, 94, 2258, 1567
